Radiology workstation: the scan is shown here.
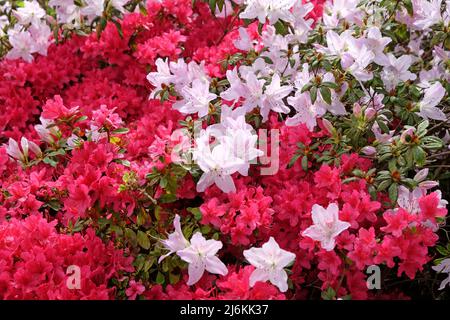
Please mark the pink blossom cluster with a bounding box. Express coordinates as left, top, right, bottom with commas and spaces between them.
0, 215, 133, 299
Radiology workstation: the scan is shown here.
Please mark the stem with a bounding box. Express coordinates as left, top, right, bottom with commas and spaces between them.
428, 150, 450, 159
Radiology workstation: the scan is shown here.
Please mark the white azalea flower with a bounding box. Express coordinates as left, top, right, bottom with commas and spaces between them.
286, 92, 326, 130
81, 0, 105, 23
6, 28, 35, 62
219, 117, 264, 176
417, 82, 447, 121
147, 58, 174, 98
432, 258, 450, 290
34, 117, 60, 144
364, 27, 391, 66
158, 215, 190, 263
49, 0, 81, 26
240, 0, 297, 25
173, 79, 217, 118
381, 54, 417, 91
240, 71, 265, 113
193, 133, 244, 193
397, 186, 426, 214
177, 232, 228, 286
346, 45, 375, 82
287, 2, 314, 44
220, 68, 248, 102
243, 237, 296, 292
13, 0, 46, 25
5, 137, 42, 164
302, 203, 351, 251
259, 73, 292, 121
28, 21, 52, 56
233, 27, 254, 51
323, 0, 362, 27
412, 0, 443, 30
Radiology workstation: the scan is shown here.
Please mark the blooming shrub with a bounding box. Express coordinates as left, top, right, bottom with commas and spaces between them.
0, 0, 449, 300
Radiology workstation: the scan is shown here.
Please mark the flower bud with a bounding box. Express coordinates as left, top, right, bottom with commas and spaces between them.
418, 180, 439, 189
364, 107, 376, 121
353, 103, 362, 117
413, 168, 429, 182
361, 146, 376, 156
321, 118, 335, 134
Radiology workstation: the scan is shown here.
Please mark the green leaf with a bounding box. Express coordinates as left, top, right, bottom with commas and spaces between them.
169, 272, 180, 285
388, 160, 397, 173
274, 20, 288, 35
110, 225, 123, 237
111, 19, 123, 38
45, 200, 61, 211
388, 183, 398, 204
320, 86, 332, 105
75, 115, 88, 123
156, 272, 165, 285
310, 86, 318, 104
301, 83, 313, 93
111, 127, 129, 135
436, 245, 449, 256
376, 119, 390, 134
125, 228, 137, 247
209, 0, 217, 14
137, 230, 151, 250
217, 0, 225, 12
377, 179, 392, 191
445, 36, 450, 51
321, 287, 336, 300
322, 82, 339, 89
262, 56, 274, 64
47, 149, 66, 157
417, 120, 429, 136
136, 210, 147, 226
258, 22, 264, 34
413, 146, 426, 166
301, 156, 308, 171
287, 153, 301, 169
97, 17, 107, 39
159, 193, 177, 204
187, 207, 202, 221
401, 178, 417, 189
43, 157, 58, 167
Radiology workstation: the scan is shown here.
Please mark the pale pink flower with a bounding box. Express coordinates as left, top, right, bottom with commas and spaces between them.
158, 215, 190, 263
302, 203, 351, 251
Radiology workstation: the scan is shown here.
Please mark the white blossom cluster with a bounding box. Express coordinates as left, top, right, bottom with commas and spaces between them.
0, 0, 134, 62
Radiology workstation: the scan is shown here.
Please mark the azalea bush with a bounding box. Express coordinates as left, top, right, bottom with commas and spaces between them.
0, 0, 449, 300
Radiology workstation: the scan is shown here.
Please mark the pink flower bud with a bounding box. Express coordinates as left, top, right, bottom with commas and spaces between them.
321, 118, 334, 134
413, 168, 429, 182
353, 103, 362, 117
364, 107, 376, 120
418, 180, 439, 189
361, 146, 376, 156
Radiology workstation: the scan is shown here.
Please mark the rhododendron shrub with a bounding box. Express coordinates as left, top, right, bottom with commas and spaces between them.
0, 0, 449, 300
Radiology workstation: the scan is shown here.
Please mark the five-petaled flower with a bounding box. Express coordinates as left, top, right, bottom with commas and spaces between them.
243, 237, 296, 292
177, 232, 228, 286
302, 203, 351, 251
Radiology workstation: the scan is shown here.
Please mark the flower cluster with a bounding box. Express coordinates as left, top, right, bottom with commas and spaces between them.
0, 215, 133, 299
